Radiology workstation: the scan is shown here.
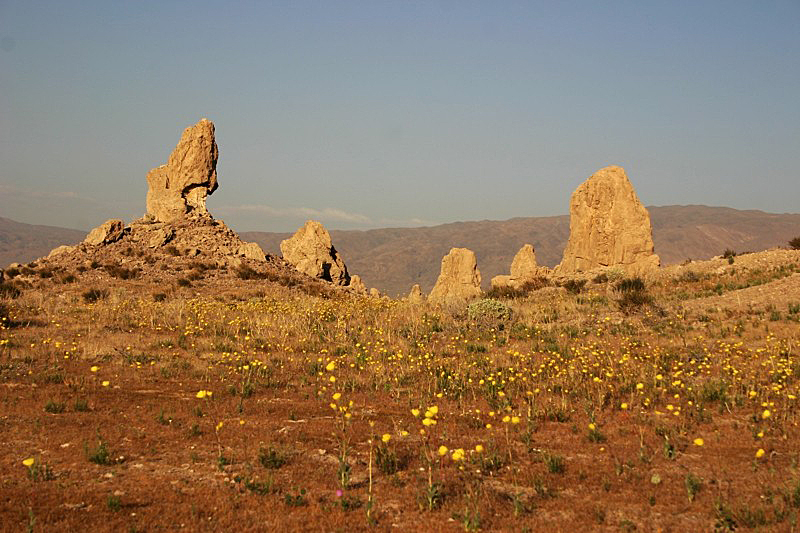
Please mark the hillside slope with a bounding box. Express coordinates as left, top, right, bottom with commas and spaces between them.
0, 217, 85, 267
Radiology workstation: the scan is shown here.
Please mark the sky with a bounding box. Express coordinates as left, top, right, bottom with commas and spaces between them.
1, 1, 798, 232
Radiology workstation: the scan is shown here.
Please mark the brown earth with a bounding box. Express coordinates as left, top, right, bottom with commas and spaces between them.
1, 248, 800, 531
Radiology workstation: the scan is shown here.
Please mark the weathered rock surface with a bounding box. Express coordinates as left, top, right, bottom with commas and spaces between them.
407, 284, 425, 304
238, 242, 266, 262
428, 248, 482, 306
146, 118, 219, 223
349, 275, 367, 294
557, 166, 660, 275
280, 220, 350, 285
84, 219, 125, 246
48, 245, 75, 259
147, 227, 174, 248
491, 244, 550, 289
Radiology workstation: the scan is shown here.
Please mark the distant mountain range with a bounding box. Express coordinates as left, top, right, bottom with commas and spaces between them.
0, 217, 86, 268
3, 206, 800, 296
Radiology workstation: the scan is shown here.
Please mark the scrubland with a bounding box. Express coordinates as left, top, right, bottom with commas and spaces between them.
2, 250, 800, 531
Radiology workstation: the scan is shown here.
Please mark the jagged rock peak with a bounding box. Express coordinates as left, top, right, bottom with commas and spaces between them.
146, 118, 219, 223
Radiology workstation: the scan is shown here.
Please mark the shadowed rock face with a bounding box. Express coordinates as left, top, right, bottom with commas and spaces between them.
428, 247, 482, 306
280, 220, 350, 286
557, 166, 660, 275
146, 119, 219, 223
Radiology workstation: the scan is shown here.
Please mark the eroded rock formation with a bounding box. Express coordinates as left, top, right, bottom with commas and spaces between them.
280, 220, 350, 285
84, 219, 125, 246
557, 166, 659, 274
146, 119, 219, 223
491, 244, 550, 289
428, 248, 482, 306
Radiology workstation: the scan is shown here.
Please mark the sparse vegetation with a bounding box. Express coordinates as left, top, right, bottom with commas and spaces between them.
3, 245, 800, 531
82, 288, 109, 303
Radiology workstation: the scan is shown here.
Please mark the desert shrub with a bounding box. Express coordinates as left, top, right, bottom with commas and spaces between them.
562, 279, 587, 294
164, 245, 181, 256
189, 261, 214, 272
58, 273, 77, 284
615, 277, 652, 313
104, 264, 140, 280
176, 278, 192, 287
467, 298, 512, 324
486, 277, 549, 299
38, 268, 54, 279
153, 293, 167, 302
677, 270, 702, 283
722, 249, 736, 259
0, 282, 21, 299
615, 277, 646, 293
235, 264, 268, 280
592, 273, 609, 284
187, 270, 204, 281
4, 267, 20, 279
789, 237, 800, 250
82, 288, 109, 303
0, 302, 8, 325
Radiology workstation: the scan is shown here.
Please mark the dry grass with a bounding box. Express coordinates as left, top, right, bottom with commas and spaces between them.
1, 251, 800, 530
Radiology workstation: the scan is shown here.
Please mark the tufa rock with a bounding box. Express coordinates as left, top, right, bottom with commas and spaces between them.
84, 219, 125, 246
557, 166, 660, 275
48, 245, 75, 259
491, 244, 549, 290
146, 118, 219, 223
407, 284, 425, 304
428, 248, 482, 306
280, 220, 350, 285
238, 242, 266, 262
369, 287, 381, 298
349, 275, 367, 294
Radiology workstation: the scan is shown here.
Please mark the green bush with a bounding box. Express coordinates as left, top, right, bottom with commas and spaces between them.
467, 298, 512, 323
790, 236, 800, 250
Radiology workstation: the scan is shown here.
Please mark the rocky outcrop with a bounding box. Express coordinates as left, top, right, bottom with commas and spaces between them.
349, 275, 367, 294
237, 242, 266, 262
491, 244, 550, 289
557, 166, 660, 275
48, 245, 75, 259
280, 220, 350, 285
428, 248, 482, 306
146, 119, 219, 223
407, 284, 424, 304
84, 219, 125, 246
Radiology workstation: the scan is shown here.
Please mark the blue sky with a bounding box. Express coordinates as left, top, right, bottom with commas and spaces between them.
1, 1, 798, 231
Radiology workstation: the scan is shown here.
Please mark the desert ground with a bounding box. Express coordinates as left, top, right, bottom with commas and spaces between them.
2, 246, 800, 532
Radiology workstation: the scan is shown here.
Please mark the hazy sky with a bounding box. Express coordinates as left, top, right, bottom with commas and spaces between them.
1, 1, 798, 232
